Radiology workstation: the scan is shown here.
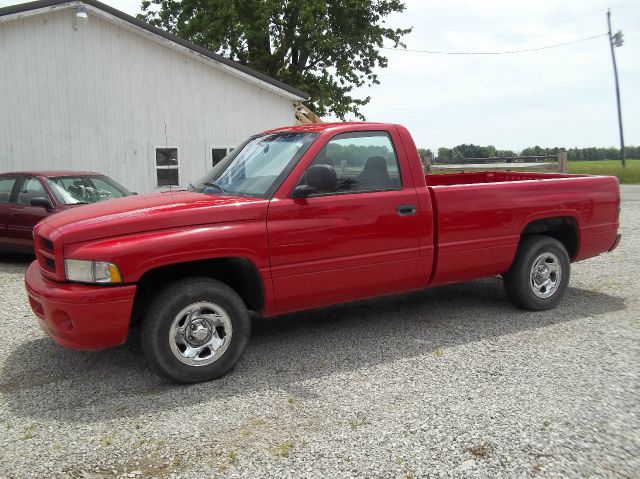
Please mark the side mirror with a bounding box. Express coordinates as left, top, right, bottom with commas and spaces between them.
293, 164, 337, 198
30, 197, 54, 210
131, 192, 138, 195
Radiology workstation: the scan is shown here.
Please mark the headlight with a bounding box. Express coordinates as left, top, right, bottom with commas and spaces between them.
64, 259, 122, 284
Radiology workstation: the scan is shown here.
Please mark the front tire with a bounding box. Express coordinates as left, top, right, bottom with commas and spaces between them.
503, 235, 570, 311
141, 277, 251, 383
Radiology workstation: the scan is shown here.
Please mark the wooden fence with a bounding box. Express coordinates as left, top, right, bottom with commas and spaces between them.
426, 152, 568, 174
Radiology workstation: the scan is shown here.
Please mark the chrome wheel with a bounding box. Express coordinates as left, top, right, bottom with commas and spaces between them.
168, 301, 233, 366
530, 252, 562, 299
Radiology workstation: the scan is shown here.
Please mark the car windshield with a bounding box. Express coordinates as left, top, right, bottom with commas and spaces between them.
190, 132, 318, 198
45, 175, 131, 205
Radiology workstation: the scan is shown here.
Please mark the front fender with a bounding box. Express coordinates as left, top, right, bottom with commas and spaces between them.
62, 221, 270, 283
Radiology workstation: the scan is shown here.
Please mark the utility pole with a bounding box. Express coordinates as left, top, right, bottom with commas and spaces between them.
607, 9, 625, 167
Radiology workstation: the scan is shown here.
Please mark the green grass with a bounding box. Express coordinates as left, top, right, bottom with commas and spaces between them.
568, 159, 640, 184
348, 418, 365, 430
272, 441, 294, 458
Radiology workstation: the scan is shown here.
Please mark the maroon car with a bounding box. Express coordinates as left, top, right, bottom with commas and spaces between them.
0, 171, 132, 253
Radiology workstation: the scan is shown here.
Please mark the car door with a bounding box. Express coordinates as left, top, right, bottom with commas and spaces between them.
8, 176, 53, 251
0, 175, 20, 249
267, 129, 423, 313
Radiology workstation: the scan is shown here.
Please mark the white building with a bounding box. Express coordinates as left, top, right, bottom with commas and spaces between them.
0, 0, 308, 193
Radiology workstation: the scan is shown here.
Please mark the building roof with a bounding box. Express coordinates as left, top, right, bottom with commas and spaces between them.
0, 0, 310, 101
1, 170, 102, 177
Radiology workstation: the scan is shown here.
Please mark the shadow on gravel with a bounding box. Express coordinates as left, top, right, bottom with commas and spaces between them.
0, 278, 625, 423
0, 251, 35, 265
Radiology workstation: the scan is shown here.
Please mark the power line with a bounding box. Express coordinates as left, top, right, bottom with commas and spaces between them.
382, 33, 607, 55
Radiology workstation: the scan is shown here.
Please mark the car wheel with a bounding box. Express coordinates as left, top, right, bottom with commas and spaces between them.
503, 235, 570, 311
141, 277, 251, 383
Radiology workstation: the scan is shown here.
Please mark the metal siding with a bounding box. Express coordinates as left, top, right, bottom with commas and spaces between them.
0, 23, 12, 168
0, 8, 296, 194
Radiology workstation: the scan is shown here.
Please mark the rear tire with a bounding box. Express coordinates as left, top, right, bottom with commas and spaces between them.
503, 235, 570, 311
141, 277, 250, 383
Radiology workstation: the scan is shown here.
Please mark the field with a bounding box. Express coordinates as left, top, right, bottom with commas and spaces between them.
568, 159, 640, 184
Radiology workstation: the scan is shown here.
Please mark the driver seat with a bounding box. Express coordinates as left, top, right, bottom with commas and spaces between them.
356, 156, 393, 190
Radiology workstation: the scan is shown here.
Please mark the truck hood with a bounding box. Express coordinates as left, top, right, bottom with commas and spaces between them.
41, 191, 269, 245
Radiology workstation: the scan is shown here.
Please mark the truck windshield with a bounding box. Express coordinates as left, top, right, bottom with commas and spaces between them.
190, 132, 318, 198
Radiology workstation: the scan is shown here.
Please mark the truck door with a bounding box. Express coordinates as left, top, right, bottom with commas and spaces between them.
267, 130, 424, 313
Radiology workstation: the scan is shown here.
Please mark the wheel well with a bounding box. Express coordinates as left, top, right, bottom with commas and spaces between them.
131, 258, 264, 325
521, 217, 579, 258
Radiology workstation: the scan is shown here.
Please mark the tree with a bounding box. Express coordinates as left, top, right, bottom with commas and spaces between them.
451, 147, 465, 162
481, 145, 497, 158
139, 0, 411, 119
453, 144, 486, 158
436, 147, 452, 164
521, 146, 546, 156
496, 149, 516, 157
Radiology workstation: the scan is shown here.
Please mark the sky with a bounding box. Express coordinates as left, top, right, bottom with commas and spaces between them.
1, 0, 638, 151
353, 0, 640, 151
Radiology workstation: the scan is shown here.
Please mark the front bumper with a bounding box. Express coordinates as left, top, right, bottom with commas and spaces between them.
25, 261, 137, 350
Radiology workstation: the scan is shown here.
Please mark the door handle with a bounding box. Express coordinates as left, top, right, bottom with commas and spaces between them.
396, 204, 417, 216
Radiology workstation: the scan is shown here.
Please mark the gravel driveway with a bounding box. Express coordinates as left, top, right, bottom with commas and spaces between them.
0, 186, 638, 479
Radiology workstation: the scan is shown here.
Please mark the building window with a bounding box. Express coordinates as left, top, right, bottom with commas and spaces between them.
212, 147, 234, 167
156, 148, 179, 186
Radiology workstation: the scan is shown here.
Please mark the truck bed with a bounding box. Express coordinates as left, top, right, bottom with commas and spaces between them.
423, 172, 619, 286
425, 171, 583, 186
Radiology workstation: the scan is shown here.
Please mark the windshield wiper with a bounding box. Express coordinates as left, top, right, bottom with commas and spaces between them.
205, 182, 227, 194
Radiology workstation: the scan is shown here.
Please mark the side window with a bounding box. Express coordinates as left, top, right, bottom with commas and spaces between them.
0, 176, 17, 203
156, 148, 179, 186
16, 177, 47, 205
299, 131, 401, 195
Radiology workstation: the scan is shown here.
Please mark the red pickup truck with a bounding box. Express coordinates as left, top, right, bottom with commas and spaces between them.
25, 122, 621, 383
